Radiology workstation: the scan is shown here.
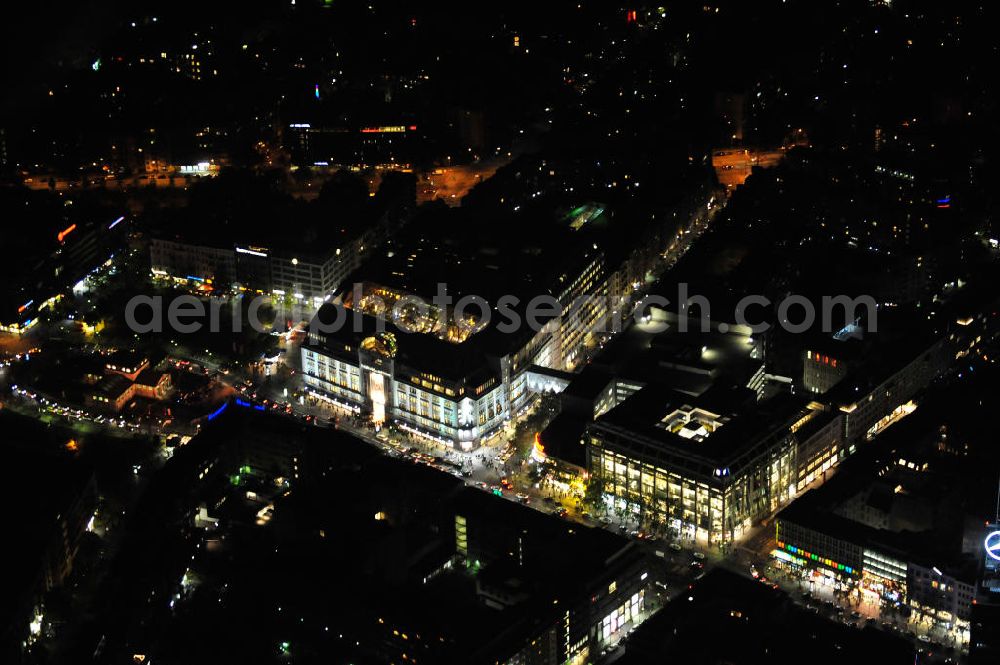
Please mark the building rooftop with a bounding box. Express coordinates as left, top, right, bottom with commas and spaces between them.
307, 302, 536, 384
825, 328, 944, 409
103, 349, 149, 374
538, 412, 589, 468
560, 365, 614, 403
448, 485, 638, 576
775, 392, 992, 584
146, 172, 394, 262
588, 312, 763, 396
337, 201, 606, 306
592, 385, 808, 469
93, 373, 134, 399
135, 367, 168, 388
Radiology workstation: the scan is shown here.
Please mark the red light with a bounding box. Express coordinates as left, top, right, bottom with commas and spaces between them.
57, 223, 77, 243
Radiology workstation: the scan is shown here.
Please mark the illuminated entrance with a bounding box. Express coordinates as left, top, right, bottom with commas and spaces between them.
359, 333, 396, 428
370, 372, 386, 426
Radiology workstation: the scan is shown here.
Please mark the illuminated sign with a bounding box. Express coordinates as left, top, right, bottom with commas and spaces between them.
108, 215, 125, 229
776, 541, 854, 574
57, 224, 77, 243
236, 246, 269, 258
986, 531, 1000, 562
360, 125, 408, 134
207, 401, 228, 421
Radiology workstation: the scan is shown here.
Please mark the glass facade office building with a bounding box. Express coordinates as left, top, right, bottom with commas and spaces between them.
587, 393, 826, 545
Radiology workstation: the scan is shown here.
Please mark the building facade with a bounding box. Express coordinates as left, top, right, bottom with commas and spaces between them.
150, 227, 375, 304
775, 516, 977, 626
302, 324, 516, 450
588, 419, 798, 545
803, 348, 850, 394
301, 241, 608, 449
835, 337, 948, 445
587, 395, 844, 545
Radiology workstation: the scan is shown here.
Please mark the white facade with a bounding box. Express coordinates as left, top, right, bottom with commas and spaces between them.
302, 344, 512, 450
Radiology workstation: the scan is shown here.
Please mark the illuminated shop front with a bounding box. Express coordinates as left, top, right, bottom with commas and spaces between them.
776, 515, 977, 646
303, 317, 514, 449
598, 590, 645, 645
773, 521, 863, 592
861, 548, 907, 607
775, 541, 857, 576
773, 534, 972, 632
588, 396, 804, 545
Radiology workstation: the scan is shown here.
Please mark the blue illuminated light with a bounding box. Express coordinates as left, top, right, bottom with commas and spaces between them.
207, 401, 229, 421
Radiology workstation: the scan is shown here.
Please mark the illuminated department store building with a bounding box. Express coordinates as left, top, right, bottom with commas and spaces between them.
302, 270, 607, 450
300, 197, 686, 450
587, 387, 842, 545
